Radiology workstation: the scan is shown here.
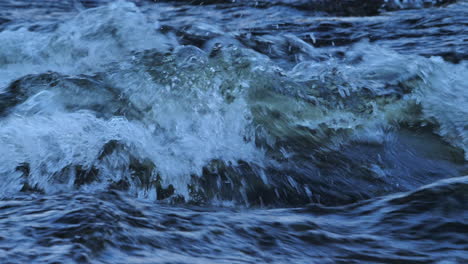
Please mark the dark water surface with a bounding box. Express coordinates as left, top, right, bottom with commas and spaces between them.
0, 0, 467, 263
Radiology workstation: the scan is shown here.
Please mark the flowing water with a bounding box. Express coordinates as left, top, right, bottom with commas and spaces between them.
0, 0, 467, 263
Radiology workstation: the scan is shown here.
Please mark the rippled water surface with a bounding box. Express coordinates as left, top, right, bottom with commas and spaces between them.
0, 0, 467, 263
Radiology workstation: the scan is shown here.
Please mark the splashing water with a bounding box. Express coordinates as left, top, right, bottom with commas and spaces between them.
0, 1, 466, 263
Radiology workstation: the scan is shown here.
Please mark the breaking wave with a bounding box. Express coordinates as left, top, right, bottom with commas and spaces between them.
0, 1, 466, 207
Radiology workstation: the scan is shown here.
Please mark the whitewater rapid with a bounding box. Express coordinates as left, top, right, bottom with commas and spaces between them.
0, 1, 466, 206
0, 0, 467, 263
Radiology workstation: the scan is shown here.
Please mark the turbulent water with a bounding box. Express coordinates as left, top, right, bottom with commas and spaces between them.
0, 0, 467, 263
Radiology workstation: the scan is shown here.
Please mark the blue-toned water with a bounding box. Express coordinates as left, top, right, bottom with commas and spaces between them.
0, 0, 467, 263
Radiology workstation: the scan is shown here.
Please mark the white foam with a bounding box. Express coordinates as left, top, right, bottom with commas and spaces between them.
0, 1, 174, 88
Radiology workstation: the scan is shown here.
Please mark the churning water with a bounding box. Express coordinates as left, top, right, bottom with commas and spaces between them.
0, 0, 466, 263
